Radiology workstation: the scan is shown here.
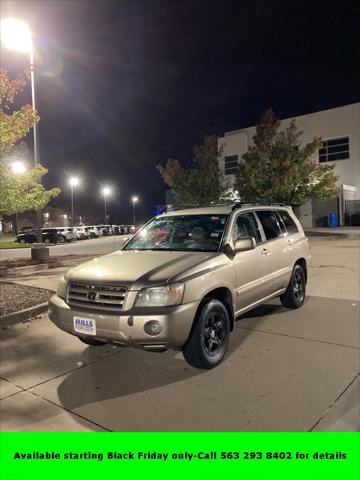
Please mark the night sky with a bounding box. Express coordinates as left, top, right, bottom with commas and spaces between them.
2, 0, 359, 224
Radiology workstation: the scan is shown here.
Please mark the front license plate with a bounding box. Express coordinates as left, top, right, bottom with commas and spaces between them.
73, 316, 96, 336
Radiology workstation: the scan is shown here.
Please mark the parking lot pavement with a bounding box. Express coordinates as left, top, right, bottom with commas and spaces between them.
0, 295, 358, 432
0, 235, 128, 261
0, 236, 359, 432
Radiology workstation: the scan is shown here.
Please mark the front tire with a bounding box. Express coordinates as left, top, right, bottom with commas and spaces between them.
280, 264, 306, 309
183, 299, 230, 369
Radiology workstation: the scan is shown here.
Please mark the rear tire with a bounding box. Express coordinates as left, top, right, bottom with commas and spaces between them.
78, 337, 106, 347
183, 299, 230, 369
280, 264, 306, 309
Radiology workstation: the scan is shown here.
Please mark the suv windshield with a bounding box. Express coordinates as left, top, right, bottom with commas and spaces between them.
124, 214, 228, 252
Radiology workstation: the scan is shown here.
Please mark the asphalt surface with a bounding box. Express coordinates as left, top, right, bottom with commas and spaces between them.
0, 237, 359, 432
0, 235, 128, 261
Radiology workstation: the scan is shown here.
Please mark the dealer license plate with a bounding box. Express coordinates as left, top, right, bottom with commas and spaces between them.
73, 316, 96, 336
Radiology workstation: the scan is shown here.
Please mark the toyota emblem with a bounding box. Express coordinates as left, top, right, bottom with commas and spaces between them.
87, 290, 97, 301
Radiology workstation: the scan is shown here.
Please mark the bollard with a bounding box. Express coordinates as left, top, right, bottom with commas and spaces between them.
31, 243, 50, 262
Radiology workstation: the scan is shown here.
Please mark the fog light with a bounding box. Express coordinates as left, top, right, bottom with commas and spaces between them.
144, 320, 163, 336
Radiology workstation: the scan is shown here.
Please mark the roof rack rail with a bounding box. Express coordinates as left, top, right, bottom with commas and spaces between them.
167, 200, 288, 211
231, 200, 287, 210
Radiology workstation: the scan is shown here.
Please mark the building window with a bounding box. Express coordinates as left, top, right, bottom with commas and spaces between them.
319, 137, 349, 163
224, 155, 239, 175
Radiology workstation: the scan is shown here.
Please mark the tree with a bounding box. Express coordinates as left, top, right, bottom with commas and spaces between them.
0, 69, 60, 221
157, 135, 228, 206
0, 160, 60, 217
236, 109, 339, 207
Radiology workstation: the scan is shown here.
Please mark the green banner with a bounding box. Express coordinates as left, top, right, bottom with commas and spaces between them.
0, 433, 359, 480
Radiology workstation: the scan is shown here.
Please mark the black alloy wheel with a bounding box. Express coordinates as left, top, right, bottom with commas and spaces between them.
280, 264, 306, 309
183, 298, 230, 369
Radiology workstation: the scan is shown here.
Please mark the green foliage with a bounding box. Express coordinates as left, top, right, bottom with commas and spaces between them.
236, 109, 340, 206
0, 69, 60, 217
0, 161, 60, 216
0, 69, 40, 155
157, 135, 228, 205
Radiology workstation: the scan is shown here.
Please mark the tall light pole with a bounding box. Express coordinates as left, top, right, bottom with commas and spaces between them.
1, 19, 38, 164
132, 196, 138, 226
1, 19, 42, 241
69, 177, 79, 226
102, 187, 111, 224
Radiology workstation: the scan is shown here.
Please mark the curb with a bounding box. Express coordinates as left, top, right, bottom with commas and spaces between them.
304, 231, 359, 238
0, 301, 49, 327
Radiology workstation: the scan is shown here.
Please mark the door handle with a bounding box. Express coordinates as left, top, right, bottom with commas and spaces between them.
261, 248, 269, 255
287, 239, 293, 245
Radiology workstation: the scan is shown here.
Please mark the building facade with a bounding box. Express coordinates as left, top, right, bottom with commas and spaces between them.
218, 103, 360, 227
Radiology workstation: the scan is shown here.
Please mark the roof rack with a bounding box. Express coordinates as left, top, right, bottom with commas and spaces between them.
167, 200, 288, 212
231, 200, 287, 210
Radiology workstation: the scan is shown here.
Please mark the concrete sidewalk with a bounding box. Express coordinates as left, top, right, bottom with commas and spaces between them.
0, 236, 359, 432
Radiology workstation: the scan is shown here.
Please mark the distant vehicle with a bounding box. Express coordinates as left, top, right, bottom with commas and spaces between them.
16, 230, 60, 244
112, 225, 121, 235
84, 226, 101, 238
97, 225, 113, 235
120, 225, 134, 234
73, 227, 89, 240
42, 228, 76, 243
20, 225, 35, 233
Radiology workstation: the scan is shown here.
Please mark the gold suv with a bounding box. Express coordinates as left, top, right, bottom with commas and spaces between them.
49, 204, 310, 369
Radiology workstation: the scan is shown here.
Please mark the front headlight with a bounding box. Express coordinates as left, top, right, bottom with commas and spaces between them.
135, 283, 185, 307
57, 276, 68, 300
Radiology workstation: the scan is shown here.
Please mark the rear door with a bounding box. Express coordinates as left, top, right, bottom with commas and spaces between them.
231, 211, 273, 311
255, 209, 294, 292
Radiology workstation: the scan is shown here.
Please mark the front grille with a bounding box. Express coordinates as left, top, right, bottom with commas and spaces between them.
67, 282, 127, 311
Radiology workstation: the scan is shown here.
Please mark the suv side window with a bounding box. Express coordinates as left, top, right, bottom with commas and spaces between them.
256, 210, 282, 241
277, 210, 299, 235
233, 212, 262, 244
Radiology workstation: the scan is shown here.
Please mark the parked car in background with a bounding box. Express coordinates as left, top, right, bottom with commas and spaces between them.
58, 227, 76, 242
73, 227, 89, 240
49, 203, 309, 369
84, 226, 98, 238
20, 225, 35, 233
42, 228, 76, 243
112, 225, 121, 235
97, 225, 113, 235
16, 229, 60, 244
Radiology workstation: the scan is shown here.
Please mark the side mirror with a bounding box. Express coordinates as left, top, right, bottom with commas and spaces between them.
234, 236, 256, 252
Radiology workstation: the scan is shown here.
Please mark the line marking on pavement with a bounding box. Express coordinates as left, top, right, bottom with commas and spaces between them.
0, 347, 125, 399
26, 388, 113, 432
309, 372, 360, 432
236, 326, 360, 350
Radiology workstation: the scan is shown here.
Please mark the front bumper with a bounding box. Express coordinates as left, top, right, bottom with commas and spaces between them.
48, 294, 199, 349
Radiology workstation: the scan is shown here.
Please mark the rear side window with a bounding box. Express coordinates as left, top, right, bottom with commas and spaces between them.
256, 211, 282, 240
277, 210, 299, 234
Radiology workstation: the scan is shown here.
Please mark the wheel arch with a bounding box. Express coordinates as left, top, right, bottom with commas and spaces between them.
200, 287, 235, 331
294, 258, 307, 283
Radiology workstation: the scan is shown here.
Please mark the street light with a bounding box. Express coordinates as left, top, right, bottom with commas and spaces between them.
1, 18, 42, 242
11, 161, 27, 174
102, 187, 111, 223
69, 177, 79, 226
1, 18, 38, 165
132, 196, 138, 225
